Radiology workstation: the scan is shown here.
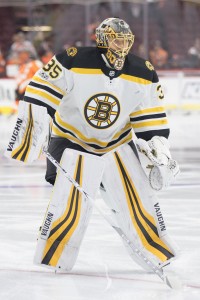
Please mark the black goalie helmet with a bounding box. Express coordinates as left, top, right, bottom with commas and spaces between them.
96, 18, 134, 70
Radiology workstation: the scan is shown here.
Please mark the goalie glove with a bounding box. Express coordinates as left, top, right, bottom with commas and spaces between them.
136, 136, 171, 166
5, 101, 51, 163
149, 159, 179, 191
135, 136, 180, 191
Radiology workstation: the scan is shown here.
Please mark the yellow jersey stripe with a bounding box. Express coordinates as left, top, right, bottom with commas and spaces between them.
55, 111, 132, 147
52, 125, 133, 154
132, 119, 168, 129
71, 68, 103, 75
120, 74, 152, 85
32, 75, 65, 95
26, 86, 60, 106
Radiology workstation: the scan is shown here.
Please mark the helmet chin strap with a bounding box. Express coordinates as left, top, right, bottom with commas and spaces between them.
102, 54, 113, 69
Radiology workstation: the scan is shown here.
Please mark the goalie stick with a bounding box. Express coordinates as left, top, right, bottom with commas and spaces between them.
43, 148, 181, 289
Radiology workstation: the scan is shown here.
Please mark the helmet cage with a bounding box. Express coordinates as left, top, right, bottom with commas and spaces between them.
106, 32, 134, 58
96, 20, 134, 59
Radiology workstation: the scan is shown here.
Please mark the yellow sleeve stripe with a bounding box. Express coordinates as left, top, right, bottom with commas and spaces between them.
26, 86, 60, 106
130, 106, 165, 117
32, 75, 65, 95
70, 68, 103, 75
120, 74, 152, 85
132, 119, 168, 129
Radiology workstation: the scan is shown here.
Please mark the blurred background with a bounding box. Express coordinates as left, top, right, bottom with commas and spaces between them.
0, 0, 200, 150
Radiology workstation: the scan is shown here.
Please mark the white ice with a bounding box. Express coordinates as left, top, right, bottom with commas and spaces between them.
0, 112, 200, 300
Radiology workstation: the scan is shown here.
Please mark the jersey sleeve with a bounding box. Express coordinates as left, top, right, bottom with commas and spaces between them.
23, 53, 73, 118
130, 70, 169, 141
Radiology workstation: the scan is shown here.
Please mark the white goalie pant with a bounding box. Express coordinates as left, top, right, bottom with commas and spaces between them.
34, 148, 105, 271
101, 142, 180, 270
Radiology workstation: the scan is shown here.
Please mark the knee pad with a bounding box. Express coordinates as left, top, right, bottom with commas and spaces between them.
34, 148, 105, 271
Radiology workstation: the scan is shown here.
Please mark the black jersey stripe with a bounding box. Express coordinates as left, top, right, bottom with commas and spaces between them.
56, 47, 157, 82
114, 152, 174, 260
130, 113, 167, 122
29, 81, 63, 99
135, 129, 170, 141
53, 118, 132, 150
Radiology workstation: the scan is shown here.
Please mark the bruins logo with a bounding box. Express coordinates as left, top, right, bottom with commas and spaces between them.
84, 93, 120, 129
67, 47, 77, 57
145, 61, 154, 71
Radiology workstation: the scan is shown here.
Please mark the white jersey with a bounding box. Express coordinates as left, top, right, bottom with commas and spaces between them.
24, 47, 169, 155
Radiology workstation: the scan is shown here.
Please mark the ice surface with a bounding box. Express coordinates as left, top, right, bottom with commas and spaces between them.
0, 113, 200, 300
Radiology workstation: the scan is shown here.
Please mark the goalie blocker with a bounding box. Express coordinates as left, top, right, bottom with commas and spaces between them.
34, 143, 179, 271
4, 101, 50, 163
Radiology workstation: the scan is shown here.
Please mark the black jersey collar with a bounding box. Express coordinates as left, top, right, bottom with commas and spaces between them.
96, 48, 124, 79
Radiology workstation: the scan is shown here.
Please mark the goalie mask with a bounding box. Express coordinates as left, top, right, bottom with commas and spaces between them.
96, 18, 134, 70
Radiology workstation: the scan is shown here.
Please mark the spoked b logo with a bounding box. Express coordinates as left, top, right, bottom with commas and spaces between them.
84, 93, 120, 129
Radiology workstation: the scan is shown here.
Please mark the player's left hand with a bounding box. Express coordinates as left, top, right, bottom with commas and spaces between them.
135, 136, 180, 190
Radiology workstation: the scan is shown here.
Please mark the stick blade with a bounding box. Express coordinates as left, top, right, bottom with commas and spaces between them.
164, 274, 182, 290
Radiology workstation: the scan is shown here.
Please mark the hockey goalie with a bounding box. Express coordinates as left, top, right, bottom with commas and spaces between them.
5, 17, 180, 274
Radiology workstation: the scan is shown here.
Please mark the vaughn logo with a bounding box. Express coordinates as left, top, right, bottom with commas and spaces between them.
41, 212, 54, 239
154, 202, 166, 232
7, 118, 23, 151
